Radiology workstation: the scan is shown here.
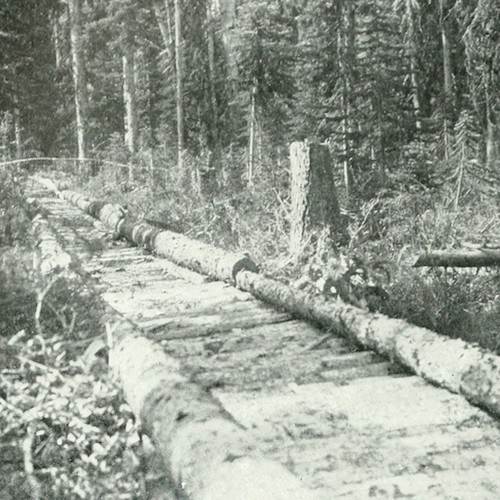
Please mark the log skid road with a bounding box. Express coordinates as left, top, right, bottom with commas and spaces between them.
27, 177, 500, 499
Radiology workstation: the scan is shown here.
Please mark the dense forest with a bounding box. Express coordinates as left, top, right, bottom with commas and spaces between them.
1, 0, 500, 345
1, 1, 500, 497
0, 0, 499, 199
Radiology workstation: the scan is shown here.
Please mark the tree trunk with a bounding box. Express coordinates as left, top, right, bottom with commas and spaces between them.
338, 5, 356, 203
407, 3, 421, 132
14, 105, 22, 160
486, 119, 498, 167
485, 83, 498, 167
215, 0, 238, 80
52, 14, 62, 69
247, 83, 257, 187
174, 0, 184, 171
454, 140, 465, 209
200, 3, 221, 195
440, 0, 453, 159
289, 141, 344, 256
68, 0, 88, 162
441, 3, 453, 100
122, 30, 138, 159
152, 0, 173, 60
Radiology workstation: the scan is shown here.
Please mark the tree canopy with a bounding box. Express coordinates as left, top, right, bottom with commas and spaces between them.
0, 0, 498, 198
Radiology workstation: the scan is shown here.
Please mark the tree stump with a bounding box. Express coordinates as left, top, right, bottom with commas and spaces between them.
289, 141, 343, 255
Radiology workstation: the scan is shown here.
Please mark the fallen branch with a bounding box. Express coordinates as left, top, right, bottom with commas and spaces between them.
414, 248, 500, 267
17, 356, 66, 382
0, 395, 23, 417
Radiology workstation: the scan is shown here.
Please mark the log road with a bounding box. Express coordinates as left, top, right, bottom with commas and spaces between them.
27, 176, 500, 499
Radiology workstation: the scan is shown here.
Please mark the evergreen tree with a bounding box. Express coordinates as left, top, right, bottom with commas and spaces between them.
232, 0, 296, 182
462, 0, 500, 166
0, 0, 62, 156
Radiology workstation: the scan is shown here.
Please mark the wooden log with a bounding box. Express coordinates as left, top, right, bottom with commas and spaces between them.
414, 248, 500, 267
108, 321, 317, 500
36, 178, 258, 283
235, 270, 500, 418
289, 141, 344, 255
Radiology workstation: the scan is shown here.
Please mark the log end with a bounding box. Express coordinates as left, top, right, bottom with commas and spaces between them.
232, 255, 259, 280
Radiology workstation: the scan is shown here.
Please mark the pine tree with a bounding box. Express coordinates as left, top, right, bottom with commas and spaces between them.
0, 0, 62, 156
232, 0, 296, 184
462, 0, 500, 167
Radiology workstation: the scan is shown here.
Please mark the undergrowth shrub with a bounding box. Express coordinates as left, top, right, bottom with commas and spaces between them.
0, 171, 144, 498
1, 269, 143, 499
387, 268, 500, 352
0, 170, 32, 246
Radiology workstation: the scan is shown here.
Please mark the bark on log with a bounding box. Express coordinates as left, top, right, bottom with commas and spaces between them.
37, 177, 500, 418
36, 178, 258, 283
414, 249, 500, 267
109, 323, 317, 500
235, 270, 500, 418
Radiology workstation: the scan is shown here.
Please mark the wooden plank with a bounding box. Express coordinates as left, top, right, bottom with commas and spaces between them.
214, 376, 495, 438
330, 467, 500, 499
189, 360, 398, 390
145, 308, 292, 339
163, 320, 356, 358
236, 270, 500, 418
214, 376, 500, 496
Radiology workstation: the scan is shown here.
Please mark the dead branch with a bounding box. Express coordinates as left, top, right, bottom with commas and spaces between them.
414, 248, 500, 267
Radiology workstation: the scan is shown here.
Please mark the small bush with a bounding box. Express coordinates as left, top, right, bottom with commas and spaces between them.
0, 173, 144, 498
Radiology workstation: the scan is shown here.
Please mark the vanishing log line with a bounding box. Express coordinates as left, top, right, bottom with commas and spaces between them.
26, 176, 500, 498
33, 206, 316, 500
36, 176, 500, 419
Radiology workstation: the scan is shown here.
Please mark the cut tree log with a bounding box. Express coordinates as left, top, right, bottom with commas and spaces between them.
35, 177, 258, 283
235, 270, 500, 418
414, 248, 500, 267
37, 177, 500, 419
109, 321, 317, 500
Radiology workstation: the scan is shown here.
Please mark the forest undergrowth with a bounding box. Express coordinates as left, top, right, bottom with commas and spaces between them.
0, 170, 144, 499
59, 145, 500, 354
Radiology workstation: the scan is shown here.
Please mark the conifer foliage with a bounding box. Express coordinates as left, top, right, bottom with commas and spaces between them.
0, 0, 498, 191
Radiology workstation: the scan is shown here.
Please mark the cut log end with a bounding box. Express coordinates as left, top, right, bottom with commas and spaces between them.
232, 255, 259, 280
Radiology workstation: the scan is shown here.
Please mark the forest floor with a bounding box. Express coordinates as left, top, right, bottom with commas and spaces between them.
61, 164, 500, 355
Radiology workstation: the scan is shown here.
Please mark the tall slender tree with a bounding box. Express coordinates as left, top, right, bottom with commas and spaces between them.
394, 0, 422, 132
463, 0, 500, 167
122, 19, 138, 157
174, 0, 184, 170
69, 0, 88, 161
